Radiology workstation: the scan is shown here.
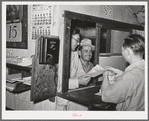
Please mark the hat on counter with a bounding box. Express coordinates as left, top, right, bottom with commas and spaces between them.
79, 38, 95, 51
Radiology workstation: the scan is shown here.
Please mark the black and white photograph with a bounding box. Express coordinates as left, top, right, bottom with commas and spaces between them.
2, 1, 148, 120
6, 5, 23, 23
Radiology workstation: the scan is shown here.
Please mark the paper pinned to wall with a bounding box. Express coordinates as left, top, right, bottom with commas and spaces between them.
86, 64, 105, 78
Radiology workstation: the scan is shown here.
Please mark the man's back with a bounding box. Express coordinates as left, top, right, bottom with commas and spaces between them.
116, 60, 145, 111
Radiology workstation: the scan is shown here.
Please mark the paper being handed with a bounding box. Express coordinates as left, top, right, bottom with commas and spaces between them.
86, 64, 105, 78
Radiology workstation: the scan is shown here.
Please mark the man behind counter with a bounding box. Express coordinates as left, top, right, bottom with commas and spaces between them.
69, 38, 95, 89
101, 34, 145, 111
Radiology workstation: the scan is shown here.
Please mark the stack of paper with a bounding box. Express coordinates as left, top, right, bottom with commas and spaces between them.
6, 80, 23, 91
86, 65, 105, 78
23, 76, 31, 85
6, 73, 22, 91
17, 58, 32, 66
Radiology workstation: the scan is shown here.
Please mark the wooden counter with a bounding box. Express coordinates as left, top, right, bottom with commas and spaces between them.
57, 85, 116, 110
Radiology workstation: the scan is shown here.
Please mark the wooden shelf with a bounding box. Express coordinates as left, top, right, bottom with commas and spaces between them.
6, 63, 32, 72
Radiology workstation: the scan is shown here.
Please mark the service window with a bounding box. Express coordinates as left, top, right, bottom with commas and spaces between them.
62, 10, 144, 93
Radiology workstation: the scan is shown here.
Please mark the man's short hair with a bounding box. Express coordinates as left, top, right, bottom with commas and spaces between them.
123, 34, 145, 56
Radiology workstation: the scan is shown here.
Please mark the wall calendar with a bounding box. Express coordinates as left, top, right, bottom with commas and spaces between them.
31, 5, 52, 40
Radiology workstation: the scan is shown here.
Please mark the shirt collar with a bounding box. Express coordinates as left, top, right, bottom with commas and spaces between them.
80, 58, 89, 67
125, 60, 145, 72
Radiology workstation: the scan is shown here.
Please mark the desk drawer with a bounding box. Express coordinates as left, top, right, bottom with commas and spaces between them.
15, 91, 33, 110
6, 91, 16, 110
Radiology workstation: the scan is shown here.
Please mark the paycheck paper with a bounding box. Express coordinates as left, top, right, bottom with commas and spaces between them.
86, 64, 105, 78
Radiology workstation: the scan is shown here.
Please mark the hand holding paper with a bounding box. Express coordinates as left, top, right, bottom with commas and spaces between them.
69, 65, 119, 89
86, 64, 105, 78
104, 66, 123, 78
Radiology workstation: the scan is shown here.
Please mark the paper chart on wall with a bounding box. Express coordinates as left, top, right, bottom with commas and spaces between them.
31, 5, 52, 40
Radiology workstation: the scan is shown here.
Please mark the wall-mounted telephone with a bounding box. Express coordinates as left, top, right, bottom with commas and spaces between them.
39, 36, 60, 65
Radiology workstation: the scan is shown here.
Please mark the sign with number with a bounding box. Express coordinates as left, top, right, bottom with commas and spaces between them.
6, 23, 22, 42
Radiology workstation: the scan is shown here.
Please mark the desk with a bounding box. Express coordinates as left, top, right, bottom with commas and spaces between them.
6, 84, 33, 110
6, 63, 32, 78
57, 85, 116, 110
6, 63, 32, 72
7, 82, 31, 93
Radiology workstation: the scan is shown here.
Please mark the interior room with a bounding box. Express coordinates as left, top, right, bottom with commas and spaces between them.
4, 2, 146, 117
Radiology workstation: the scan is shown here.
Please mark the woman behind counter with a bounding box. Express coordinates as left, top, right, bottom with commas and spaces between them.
101, 34, 145, 111
70, 28, 81, 78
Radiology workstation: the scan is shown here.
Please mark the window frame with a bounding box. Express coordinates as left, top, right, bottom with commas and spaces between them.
62, 10, 144, 93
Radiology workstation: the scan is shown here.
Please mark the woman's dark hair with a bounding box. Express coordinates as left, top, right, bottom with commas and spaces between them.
122, 34, 145, 57
72, 28, 80, 35
78, 45, 82, 51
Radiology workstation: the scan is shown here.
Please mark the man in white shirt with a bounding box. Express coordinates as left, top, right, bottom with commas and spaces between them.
69, 38, 95, 89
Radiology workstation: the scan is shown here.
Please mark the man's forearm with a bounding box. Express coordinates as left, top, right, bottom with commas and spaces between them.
69, 78, 79, 89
